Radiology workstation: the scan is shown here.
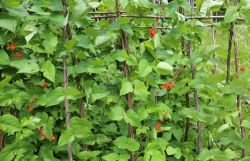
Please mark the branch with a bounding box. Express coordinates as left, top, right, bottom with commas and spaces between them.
234, 28, 246, 157
188, 41, 203, 154
61, 0, 73, 160
115, 1, 135, 161
226, 23, 234, 84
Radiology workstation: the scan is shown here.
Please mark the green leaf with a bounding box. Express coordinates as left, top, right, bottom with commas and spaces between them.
29, 5, 50, 15
242, 120, 250, 128
95, 35, 111, 46
153, 33, 161, 48
172, 128, 183, 143
0, 19, 17, 32
133, 80, 150, 101
120, 79, 133, 95
46, 87, 65, 107
218, 124, 230, 133
224, 6, 239, 23
102, 153, 119, 161
25, 30, 37, 43
166, 146, 182, 159
42, 34, 58, 54
156, 62, 173, 75
78, 151, 101, 160
58, 128, 75, 146
108, 106, 124, 121
41, 60, 56, 82
113, 136, 140, 151
10, 59, 40, 74
64, 39, 78, 50
0, 114, 21, 134
138, 59, 152, 78
0, 50, 10, 65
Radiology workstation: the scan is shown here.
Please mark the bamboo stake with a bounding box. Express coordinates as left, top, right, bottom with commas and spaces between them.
91, 15, 244, 20
234, 28, 247, 157
115, 1, 135, 161
188, 0, 202, 154
188, 41, 203, 154
61, 0, 73, 160
226, 23, 234, 84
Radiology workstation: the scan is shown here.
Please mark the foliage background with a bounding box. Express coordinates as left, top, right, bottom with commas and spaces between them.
0, 0, 250, 160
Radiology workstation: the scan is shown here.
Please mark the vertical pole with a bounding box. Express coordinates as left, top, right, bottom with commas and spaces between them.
226, 23, 233, 84
115, 1, 135, 160
61, 0, 73, 160
234, 29, 247, 157
188, 0, 202, 154
188, 41, 203, 154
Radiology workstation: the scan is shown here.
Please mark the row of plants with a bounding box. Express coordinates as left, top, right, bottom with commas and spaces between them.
0, 0, 250, 160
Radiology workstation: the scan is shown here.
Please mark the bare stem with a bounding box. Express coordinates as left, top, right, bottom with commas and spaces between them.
188, 41, 203, 154
61, 0, 73, 160
234, 31, 247, 157
226, 23, 234, 84
115, 0, 135, 160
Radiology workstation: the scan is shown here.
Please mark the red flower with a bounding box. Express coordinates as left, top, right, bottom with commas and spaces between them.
8, 36, 11, 40
240, 67, 246, 71
41, 82, 47, 89
156, 122, 161, 129
28, 106, 33, 113
16, 52, 22, 58
162, 81, 173, 90
50, 135, 56, 141
159, 119, 164, 123
162, 83, 168, 89
11, 54, 15, 59
156, 22, 161, 25
9, 43, 16, 51
150, 28, 157, 38
167, 81, 173, 89
38, 127, 44, 132
40, 133, 46, 139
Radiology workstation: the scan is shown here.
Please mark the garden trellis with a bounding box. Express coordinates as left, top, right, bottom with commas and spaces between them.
87, 0, 247, 158
0, 0, 249, 161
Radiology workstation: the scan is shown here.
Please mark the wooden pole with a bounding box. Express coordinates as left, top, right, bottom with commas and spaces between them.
115, 1, 135, 161
61, 0, 73, 160
234, 28, 247, 157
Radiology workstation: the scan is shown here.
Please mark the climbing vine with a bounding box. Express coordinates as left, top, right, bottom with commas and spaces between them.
0, 0, 250, 160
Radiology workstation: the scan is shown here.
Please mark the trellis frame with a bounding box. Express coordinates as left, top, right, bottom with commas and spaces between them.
87, 0, 247, 159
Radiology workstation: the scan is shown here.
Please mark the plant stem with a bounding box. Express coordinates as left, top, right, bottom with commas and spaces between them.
226, 23, 234, 84
188, 41, 203, 154
61, 0, 73, 160
234, 30, 246, 157
115, 0, 135, 160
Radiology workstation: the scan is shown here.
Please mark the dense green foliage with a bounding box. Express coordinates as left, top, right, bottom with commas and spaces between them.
0, 0, 250, 160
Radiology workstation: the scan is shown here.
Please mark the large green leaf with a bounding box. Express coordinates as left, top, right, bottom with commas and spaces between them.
9, 59, 40, 74
0, 114, 21, 134
224, 6, 239, 23
58, 128, 75, 146
133, 80, 150, 101
42, 34, 58, 54
41, 60, 56, 82
138, 59, 152, 78
0, 50, 10, 65
120, 79, 133, 95
113, 136, 140, 151
108, 106, 124, 121
78, 151, 101, 160
156, 62, 173, 75
0, 19, 17, 32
